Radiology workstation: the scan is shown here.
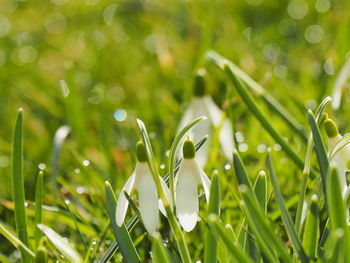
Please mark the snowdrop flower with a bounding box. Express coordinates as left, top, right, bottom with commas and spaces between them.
175, 138, 211, 232
177, 69, 234, 167
324, 118, 349, 194
115, 141, 171, 235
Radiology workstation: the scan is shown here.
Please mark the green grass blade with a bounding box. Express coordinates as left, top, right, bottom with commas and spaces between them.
326, 167, 350, 261
223, 62, 305, 171
168, 116, 207, 208
206, 50, 307, 142
35, 247, 48, 263
208, 215, 253, 263
37, 224, 83, 263
253, 170, 267, 213
34, 171, 44, 249
302, 195, 319, 259
12, 108, 31, 263
204, 171, 221, 263
152, 234, 172, 263
307, 110, 329, 194
322, 229, 344, 262
239, 185, 292, 263
0, 221, 35, 259
233, 150, 253, 191
104, 181, 141, 263
267, 151, 308, 262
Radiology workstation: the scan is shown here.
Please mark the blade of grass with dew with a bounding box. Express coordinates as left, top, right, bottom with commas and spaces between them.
12, 108, 31, 263
206, 50, 307, 142
137, 118, 192, 263
98, 137, 208, 263
207, 215, 253, 263
204, 171, 220, 263
302, 195, 319, 259
267, 151, 308, 262
168, 116, 207, 208
326, 167, 350, 261
307, 110, 329, 195
37, 223, 83, 263
0, 221, 35, 259
34, 171, 44, 249
239, 185, 293, 263
295, 97, 331, 235
152, 234, 172, 263
223, 62, 306, 172
104, 181, 141, 263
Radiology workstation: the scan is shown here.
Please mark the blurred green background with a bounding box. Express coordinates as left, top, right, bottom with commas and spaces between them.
1, 0, 350, 260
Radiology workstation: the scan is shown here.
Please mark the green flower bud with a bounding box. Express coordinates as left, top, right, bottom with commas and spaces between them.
136, 141, 148, 163
36, 247, 48, 263
194, 69, 206, 97
183, 138, 195, 159
324, 119, 338, 138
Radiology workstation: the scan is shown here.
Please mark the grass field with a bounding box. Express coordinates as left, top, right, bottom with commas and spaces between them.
1, 0, 350, 262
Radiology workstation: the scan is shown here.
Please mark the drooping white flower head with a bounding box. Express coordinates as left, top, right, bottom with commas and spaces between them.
175, 138, 211, 232
324, 118, 349, 194
115, 141, 171, 235
177, 69, 234, 167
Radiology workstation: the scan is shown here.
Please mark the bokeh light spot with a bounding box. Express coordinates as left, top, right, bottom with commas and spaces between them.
305, 25, 324, 44
0, 16, 11, 37
114, 109, 127, 122
45, 13, 67, 34
19, 45, 37, 63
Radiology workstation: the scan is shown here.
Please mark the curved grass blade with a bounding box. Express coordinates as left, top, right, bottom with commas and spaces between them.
12, 108, 31, 263
34, 171, 44, 249
233, 150, 253, 191
37, 223, 84, 263
98, 137, 207, 263
168, 116, 207, 209
104, 181, 140, 263
307, 110, 328, 195
208, 215, 253, 263
302, 195, 319, 259
267, 151, 308, 263
0, 221, 35, 259
223, 62, 305, 171
206, 50, 307, 142
204, 171, 221, 263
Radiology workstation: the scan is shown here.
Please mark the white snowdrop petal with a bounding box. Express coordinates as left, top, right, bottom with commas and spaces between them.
203, 96, 222, 127
158, 176, 172, 217
219, 119, 235, 160
115, 172, 136, 226
176, 162, 199, 232
332, 56, 350, 110
137, 173, 160, 235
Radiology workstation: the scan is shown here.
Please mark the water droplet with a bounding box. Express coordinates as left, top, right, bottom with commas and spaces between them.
64, 200, 70, 205
114, 109, 127, 122
287, 0, 309, 20
224, 163, 231, 170
24, 202, 28, 207
273, 144, 282, 151
60, 80, 70, 98
38, 163, 46, 170
273, 65, 287, 78
45, 13, 67, 34
160, 164, 165, 169
74, 168, 81, 174
324, 58, 334, 75
149, 132, 156, 139
76, 186, 85, 194
165, 150, 170, 157
239, 143, 248, 152
235, 132, 244, 143
315, 0, 330, 12
257, 144, 267, 153
18, 45, 37, 64
0, 156, 9, 168
83, 159, 90, 166
305, 25, 324, 44
0, 16, 11, 37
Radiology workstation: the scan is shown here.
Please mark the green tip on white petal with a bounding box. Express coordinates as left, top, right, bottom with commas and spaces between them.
136, 141, 148, 163
183, 138, 196, 159
194, 68, 206, 97
324, 119, 338, 138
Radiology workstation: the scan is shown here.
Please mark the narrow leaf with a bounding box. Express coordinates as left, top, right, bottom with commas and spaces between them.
34, 171, 44, 249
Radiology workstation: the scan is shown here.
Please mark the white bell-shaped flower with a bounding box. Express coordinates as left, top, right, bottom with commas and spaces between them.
175, 138, 211, 232
324, 118, 349, 194
115, 141, 171, 235
177, 69, 234, 167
